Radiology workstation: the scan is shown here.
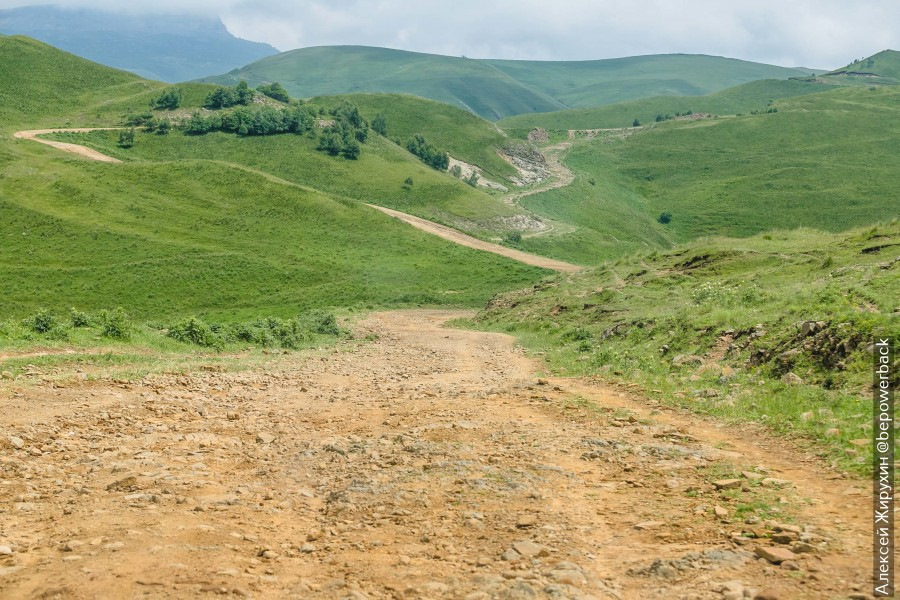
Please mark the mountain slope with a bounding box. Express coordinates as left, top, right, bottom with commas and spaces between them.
498, 78, 831, 131
821, 49, 900, 84
0, 34, 157, 126
0, 6, 278, 82
201, 46, 818, 120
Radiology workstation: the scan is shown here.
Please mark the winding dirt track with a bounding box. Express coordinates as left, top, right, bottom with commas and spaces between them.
367, 205, 580, 273
14, 129, 580, 273
0, 311, 873, 599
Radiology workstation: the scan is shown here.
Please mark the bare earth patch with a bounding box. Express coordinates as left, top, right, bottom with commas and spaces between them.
0, 311, 872, 599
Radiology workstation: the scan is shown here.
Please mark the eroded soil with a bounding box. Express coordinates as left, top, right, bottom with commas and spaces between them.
0, 311, 874, 599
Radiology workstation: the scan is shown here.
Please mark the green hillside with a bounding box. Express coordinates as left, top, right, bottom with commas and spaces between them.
498, 78, 830, 132
471, 222, 900, 471
308, 93, 515, 180
0, 35, 158, 125
507, 84, 900, 265
41, 128, 520, 231
486, 53, 816, 108
0, 37, 546, 323
822, 49, 900, 84
201, 46, 566, 121
200, 46, 815, 120
0, 145, 543, 320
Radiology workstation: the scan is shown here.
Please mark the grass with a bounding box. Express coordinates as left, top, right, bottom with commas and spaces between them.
504, 84, 900, 264
467, 222, 900, 474
498, 78, 831, 132
199, 45, 815, 120
1, 138, 546, 321
40, 128, 521, 233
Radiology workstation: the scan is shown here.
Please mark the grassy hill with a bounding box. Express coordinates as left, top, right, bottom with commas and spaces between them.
200, 46, 816, 120
308, 93, 516, 180
41, 128, 521, 232
0, 144, 544, 321
471, 222, 900, 471
502, 84, 900, 267
0, 37, 547, 324
822, 49, 900, 84
0, 35, 159, 126
498, 78, 830, 132
202, 46, 566, 121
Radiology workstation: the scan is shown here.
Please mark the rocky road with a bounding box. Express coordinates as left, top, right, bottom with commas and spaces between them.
0, 311, 874, 599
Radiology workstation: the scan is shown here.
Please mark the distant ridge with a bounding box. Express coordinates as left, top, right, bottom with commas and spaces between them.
200, 45, 819, 120
0, 5, 278, 82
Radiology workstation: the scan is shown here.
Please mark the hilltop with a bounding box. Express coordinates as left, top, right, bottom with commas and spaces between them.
821, 48, 900, 84
0, 6, 278, 82
200, 46, 816, 120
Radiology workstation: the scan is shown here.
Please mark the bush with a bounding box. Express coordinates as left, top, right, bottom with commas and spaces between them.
372, 112, 387, 136
503, 231, 522, 245
69, 308, 91, 328
301, 310, 341, 336
406, 134, 449, 170
257, 82, 290, 103
98, 308, 131, 340
24, 309, 55, 333
118, 128, 135, 148
658, 212, 672, 225
168, 317, 223, 349
150, 87, 181, 110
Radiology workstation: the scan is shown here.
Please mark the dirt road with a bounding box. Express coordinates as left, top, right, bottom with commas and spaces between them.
0, 311, 872, 599
367, 205, 581, 273
13, 129, 123, 163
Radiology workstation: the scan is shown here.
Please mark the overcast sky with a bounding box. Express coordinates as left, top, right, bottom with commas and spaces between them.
3, 0, 898, 69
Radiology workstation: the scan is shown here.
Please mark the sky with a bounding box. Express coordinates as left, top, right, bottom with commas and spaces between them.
2, 0, 899, 69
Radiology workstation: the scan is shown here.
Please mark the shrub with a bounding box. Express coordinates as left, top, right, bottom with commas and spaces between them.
150, 87, 181, 110
658, 212, 672, 225
98, 308, 131, 340
69, 308, 91, 328
168, 317, 223, 349
257, 82, 290, 103
24, 309, 55, 333
449, 165, 462, 178
503, 231, 522, 245
372, 112, 387, 136
406, 134, 449, 170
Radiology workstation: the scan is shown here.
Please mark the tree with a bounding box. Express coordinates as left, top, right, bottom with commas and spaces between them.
235, 81, 254, 105
657, 212, 672, 224
118, 128, 135, 148
204, 86, 236, 109
257, 82, 290, 103
632, 118, 641, 127
150, 87, 181, 110
341, 137, 361, 160
372, 112, 388, 136
317, 129, 343, 156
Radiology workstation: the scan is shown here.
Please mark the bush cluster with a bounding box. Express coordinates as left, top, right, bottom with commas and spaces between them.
406, 134, 449, 170
167, 311, 344, 350
256, 82, 290, 103
204, 81, 255, 109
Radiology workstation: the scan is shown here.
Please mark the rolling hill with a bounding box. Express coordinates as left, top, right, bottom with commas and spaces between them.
200, 46, 818, 120
497, 78, 831, 132
0, 5, 278, 82
508, 83, 900, 266
821, 49, 900, 85
0, 36, 546, 321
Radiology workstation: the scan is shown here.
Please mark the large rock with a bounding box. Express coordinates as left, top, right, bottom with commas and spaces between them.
754, 546, 797, 564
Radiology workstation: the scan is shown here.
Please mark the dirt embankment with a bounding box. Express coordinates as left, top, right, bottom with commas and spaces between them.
0, 311, 874, 599
14, 129, 123, 163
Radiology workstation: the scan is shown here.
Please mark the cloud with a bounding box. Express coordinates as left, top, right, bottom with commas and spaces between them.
2, 0, 898, 67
